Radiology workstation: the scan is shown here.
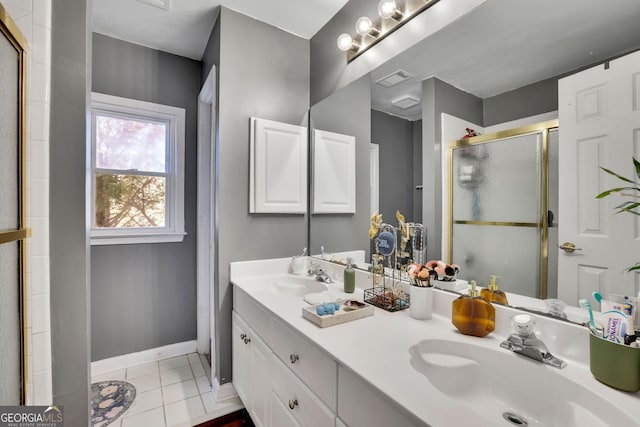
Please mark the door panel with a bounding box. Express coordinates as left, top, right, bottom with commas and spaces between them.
558, 50, 640, 304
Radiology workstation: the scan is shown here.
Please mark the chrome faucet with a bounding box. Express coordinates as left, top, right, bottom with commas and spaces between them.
500, 314, 567, 369
308, 263, 334, 284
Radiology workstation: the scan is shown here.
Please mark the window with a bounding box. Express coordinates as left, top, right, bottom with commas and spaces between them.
90, 93, 185, 245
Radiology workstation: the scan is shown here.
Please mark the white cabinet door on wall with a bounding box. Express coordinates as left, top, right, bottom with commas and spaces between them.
250, 117, 308, 214
312, 129, 356, 214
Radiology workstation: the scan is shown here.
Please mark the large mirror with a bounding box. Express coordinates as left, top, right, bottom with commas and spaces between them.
309, 0, 640, 323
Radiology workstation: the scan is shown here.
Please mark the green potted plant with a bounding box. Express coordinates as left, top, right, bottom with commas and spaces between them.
596, 158, 640, 271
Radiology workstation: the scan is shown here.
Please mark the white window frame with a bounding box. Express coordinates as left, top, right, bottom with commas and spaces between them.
90, 92, 186, 245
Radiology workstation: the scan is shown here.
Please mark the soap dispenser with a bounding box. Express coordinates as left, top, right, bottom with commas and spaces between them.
452, 280, 495, 337
481, 275, 508, 305
344, 257, 355, 293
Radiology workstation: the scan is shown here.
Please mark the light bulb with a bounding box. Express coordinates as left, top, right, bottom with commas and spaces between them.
337, 33, 355, 51
378, 0, 402, 20
356, 17, 374, 36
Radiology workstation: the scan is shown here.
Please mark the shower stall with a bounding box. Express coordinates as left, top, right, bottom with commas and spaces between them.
447, 120, 559, 299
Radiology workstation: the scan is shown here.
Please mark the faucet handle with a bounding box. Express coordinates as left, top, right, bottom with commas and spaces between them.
511, 314, 536, 338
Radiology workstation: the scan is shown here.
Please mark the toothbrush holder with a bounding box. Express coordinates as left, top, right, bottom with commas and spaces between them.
290, 256, 306, 275
589, 333, 640, 392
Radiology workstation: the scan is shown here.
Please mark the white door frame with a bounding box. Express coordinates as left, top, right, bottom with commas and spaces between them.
370, 143, 379, 218
197, 67, 216, 365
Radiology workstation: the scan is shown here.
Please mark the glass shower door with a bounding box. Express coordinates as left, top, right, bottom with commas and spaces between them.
448, 127, 551, 298
0, 5, 29, 404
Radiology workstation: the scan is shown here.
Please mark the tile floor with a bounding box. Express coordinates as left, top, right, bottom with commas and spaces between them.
91, 353, 243, 427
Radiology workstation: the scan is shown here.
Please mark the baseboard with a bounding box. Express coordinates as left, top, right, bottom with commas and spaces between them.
212, 377, 238, 402
91, 340, 198, 376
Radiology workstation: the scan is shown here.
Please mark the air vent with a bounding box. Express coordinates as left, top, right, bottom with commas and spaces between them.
391, 95, 420, 109
375, 70, 414, 87
136, 0, 171, 11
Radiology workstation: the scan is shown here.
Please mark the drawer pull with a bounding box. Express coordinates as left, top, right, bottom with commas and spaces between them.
288, 399, 298, 410
240, 333, 246, 340
289, 354, 299, 364
243, 337, 251, 344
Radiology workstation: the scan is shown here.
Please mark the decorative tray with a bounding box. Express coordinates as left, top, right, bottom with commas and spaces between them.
302, 300, 374, 328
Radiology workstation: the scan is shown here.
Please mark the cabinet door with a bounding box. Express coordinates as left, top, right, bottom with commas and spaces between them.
271, 392, 300, 427
232, 313, 250, 404
249, 332, 272, 427
250, 117, 308, 214
312, 129, 356, 214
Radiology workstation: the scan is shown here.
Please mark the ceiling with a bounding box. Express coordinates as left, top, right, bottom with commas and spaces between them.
94, 0, 640, 122
92, 0, 349, 60
371, 0, 640, 120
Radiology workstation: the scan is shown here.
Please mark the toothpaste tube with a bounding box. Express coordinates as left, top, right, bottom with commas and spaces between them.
609, 294, 640, 334
601, 299, 634, 343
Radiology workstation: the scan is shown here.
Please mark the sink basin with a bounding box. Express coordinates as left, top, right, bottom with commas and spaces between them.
409, 339, 636, 426
271, 276, 329, 297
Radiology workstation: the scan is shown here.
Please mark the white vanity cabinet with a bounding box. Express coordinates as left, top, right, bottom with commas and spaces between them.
232, 284, 421, 427
233, 288, 336, 427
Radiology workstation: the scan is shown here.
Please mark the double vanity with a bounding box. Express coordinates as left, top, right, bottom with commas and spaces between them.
231, 257, 640, 427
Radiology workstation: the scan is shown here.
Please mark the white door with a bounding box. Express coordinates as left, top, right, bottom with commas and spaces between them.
558, 50, 640, 305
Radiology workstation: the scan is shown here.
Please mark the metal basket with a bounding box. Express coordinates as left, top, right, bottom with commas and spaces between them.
364, 286, 409, 312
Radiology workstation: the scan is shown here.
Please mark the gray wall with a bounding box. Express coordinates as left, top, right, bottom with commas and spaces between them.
216, 8, 310, 383
310, 76, 371, 259
371, 110, 415, 223
310, 0, 378, 104
201, 8, 220, 83
483, 76, 558, 126
50, 0, 91, 424
90, 34, 201, 361
422, 78, 483, 260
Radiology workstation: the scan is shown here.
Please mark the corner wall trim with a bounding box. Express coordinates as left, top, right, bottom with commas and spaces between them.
212, 377, 238, 401
91, 340, 198, 376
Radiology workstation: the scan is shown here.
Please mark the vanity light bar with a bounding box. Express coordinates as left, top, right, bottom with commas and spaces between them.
337, 0, 441, 63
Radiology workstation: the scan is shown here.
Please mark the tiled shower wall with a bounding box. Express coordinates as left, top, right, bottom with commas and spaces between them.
2, 0, 52, 405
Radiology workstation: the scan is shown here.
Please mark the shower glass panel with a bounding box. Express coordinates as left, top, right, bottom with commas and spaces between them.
452, 224, 540, 297
0, 241, 21, 404
448, 121, 557, 299
452, 133, 542, 223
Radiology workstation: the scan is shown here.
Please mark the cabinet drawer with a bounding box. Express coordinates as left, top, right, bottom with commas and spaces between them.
338, 366, 419, 427
234, 286, 271, 342
272, 356, 335, 427
270, 391, 300, 427
271, 317, 337, 410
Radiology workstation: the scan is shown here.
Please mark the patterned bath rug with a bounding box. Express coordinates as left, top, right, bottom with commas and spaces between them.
91, 380, 136, 426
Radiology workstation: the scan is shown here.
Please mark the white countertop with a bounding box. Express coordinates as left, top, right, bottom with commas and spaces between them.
230, 257, 640, 427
